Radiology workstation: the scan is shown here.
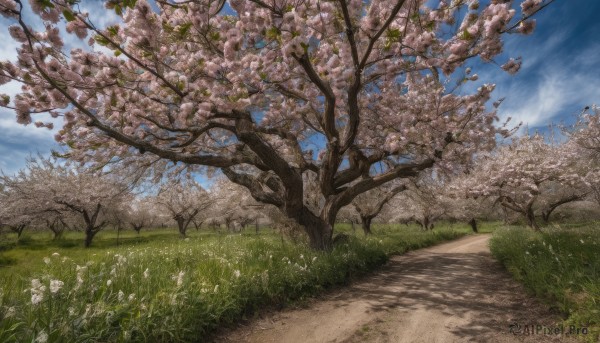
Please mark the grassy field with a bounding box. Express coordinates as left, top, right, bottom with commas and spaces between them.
0, 224, 472, 342
490, 224, 600, 342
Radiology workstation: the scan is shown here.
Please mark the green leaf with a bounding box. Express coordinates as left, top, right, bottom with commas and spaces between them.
386, 28, 401, 40
265, 27, 281, 40
114, 50, 122, 57
107, 25, 120, 36
300, 42, 309, 53
460, 29, 473, 41
209, 31, 220, 41
94, 35, 110, 47
62, 10, 76, 22
177, 23, 192, 39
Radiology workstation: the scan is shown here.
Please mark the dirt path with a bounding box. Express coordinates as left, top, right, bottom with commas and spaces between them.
219, 235, 575, 343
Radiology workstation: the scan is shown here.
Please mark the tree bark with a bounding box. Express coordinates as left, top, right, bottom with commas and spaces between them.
297, 208, 333, 250
176, 216, 187, 237
525, 205, 539, 231
420, 216, 431, 230
84, 229, 97, 248
360, 215, 373, 235
131, 224, 143, 234
541, 194, 584, 223
468, 218, 478, 233
11, 224, 26, 239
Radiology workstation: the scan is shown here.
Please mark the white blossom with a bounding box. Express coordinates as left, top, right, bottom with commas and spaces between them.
49, 279, 64, 294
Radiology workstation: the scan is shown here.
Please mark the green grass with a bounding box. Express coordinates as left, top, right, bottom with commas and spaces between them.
0, 224, 471, 342
489, 224, 600, 342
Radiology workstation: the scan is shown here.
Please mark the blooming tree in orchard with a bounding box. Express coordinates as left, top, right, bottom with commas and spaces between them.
208, 178, 265, 231
464, 135, 585, 230
0, 0, 552, 249
126, 197, 159, 234
445, 174, 500, 232
386, 173, 449, 230
0, 157, 131, 246
154, 179, 212, 237
568, 105, 600, 207
351, 181, 406, 235
0, 193, 31, 238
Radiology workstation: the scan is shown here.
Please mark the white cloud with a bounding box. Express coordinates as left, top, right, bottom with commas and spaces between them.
499, 43, 600, 128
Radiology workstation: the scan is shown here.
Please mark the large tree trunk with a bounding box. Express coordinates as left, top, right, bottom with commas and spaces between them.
297, 208, 333, 250
541, 210, 551, 223
468, 218, 478, 233
525, 206, 539, 231
360, 216, 373, 235
84, 228, 97, 248
132, 224, 142, 234
420, 216, 431, 231
50, 226, 64, 240
176, 217, 187, 237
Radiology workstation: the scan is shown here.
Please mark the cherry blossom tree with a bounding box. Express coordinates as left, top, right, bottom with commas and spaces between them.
0, 0, 552, 249
154, 179, 212, 237
567, 105, 600, 207
445, 175, 499, 232
0, 201, 30, 238
0, 157, 131, 246
208, 178, 266, 232
352, 182, 406, 235
126, 197, 159, 234
465, 135, 585, 230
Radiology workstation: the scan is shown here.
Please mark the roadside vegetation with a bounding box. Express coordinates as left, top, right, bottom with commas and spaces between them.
0, 224, 470, 343
490, 224, 600, 342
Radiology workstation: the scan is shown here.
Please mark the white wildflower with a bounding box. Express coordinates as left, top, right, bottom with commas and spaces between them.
172, 271, 185, 287
34, 330, 48, 343
128, 293, 135, 302
117, 290, 124, 302
51, 252, 60, 257
30, 279, 46, 305
214, 285, 219, 293
50, 279, 64, 294
233, 270, 241, 278
143, 268, 150, 279
106, 279, 112, 287
580, 239, 585, 244
312, 256, 317, 262
31, 293, 43, 305
43, 257, 51, 265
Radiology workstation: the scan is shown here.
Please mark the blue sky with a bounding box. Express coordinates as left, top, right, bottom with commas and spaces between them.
0, 0, 598, 175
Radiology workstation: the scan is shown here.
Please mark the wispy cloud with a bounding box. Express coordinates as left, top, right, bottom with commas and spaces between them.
497, 36, 600, 128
